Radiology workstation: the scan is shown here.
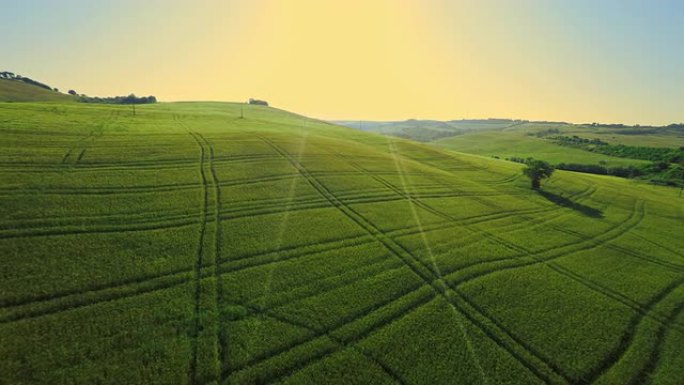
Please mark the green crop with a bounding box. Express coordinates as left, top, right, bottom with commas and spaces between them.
0, 101, 681, 385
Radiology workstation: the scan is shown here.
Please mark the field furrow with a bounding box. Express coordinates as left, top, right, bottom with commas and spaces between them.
260, 137, 569, 384
2, 101, 680, 385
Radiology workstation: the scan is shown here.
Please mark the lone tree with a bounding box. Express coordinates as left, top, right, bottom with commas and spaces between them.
523, 158, 554, 189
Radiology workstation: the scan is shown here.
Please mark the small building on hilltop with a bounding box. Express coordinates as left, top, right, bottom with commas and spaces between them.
248, 98, 268, 106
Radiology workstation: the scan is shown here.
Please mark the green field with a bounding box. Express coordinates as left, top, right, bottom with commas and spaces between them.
1, 102, 683, 385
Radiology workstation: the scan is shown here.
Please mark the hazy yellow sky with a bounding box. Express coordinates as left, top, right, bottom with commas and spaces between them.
3, 0, 683, 124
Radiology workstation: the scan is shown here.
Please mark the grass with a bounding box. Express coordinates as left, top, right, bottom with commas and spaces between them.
0, 79, 76, 103
0, 101, 682, 385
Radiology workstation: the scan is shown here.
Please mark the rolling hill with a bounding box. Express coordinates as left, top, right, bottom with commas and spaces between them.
0, 102, 682, 385
332, 119, 525, 142
433, 122, 683, 161
0, 78, 76, 103
336, 119, 684, 185
435, 128, 651, 167
334, 119, 684, 150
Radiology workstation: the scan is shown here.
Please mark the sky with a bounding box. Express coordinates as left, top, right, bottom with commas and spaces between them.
1, 0, 683, 124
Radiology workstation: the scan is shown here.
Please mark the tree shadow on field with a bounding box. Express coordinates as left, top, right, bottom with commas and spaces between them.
539, 190, 604, 218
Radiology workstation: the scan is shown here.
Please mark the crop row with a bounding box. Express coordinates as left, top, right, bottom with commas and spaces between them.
261, 138, 684, 384
0, 183, 528, 241
224, 283, 436, 384
257, 137, 570, 384
0, 164, 656, 340
0, 170, 432, 196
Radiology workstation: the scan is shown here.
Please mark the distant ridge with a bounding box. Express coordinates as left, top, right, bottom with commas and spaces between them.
0, 72, 74, 102
332, 119, 529, 142
0, 71, 157, 104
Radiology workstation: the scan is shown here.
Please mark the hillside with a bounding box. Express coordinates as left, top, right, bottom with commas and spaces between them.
336, 119, 683, 184
336, 119, 684, 149
435, 128, 651, 167
435, 123, 683, 185
0, 102, 683, 385
0, 78, 75, 103
435, 122, 684, 160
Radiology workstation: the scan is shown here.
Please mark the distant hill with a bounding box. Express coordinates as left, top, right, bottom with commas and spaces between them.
0, 78, 75, 102
0, 72, 157, 104
335, 118, 683, 185
332, 119, 526, 142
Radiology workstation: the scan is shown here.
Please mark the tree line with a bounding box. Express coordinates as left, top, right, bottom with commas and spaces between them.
555, 163, 643, 178
2, 71, 158, 104
506, 155, 682, 186
77, 94, 157, 104
1, 71, 56, 91
550, 135, 683, 164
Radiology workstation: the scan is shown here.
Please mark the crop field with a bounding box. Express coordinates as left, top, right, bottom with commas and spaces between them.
1, 102, 683, 385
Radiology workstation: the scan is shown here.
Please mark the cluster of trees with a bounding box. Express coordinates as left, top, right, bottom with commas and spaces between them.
0, 71, 56, 91
531, 120, 569, 124
248, 98, 268, 106
642, 162, 684, 186
509, 155, 682, 186
600, 145, 683, 163
448, 118, 527, 124
2, 71, 157, 105
555, 162, 682, 186
551, 135, 683, 164
619, 124, 684, 135
507, 156, 527, 164
531, 128, 561, 138
551, 135, 607, 146
579, 122, 684, 135
555, 163, 644, 178
585, 122, 684, 129
78, 94, 157, 104
587, 122, 626, 128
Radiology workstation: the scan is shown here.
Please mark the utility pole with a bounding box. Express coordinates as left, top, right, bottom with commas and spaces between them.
240, 105, 244, 119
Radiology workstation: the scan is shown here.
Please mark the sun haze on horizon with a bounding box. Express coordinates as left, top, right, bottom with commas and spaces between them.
2, 0, 683, 125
